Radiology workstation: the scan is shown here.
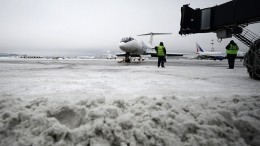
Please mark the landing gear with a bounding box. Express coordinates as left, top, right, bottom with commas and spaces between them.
138, 56, 144, 61
244, 39, 260, 80
118, 54, 145, 63
134, 56, 144, 62
125, 53, 131, 63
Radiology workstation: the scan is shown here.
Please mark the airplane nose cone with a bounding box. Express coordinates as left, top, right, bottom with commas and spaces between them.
119, 41, 139, 53
119, 42, 128, 52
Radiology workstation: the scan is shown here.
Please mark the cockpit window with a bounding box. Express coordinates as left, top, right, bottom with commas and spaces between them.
120, 37, 134, 43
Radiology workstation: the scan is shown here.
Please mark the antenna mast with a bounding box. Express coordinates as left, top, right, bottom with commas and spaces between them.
211, 39, 214, 52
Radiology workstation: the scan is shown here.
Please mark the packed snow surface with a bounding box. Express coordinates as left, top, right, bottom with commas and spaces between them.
0, 59, 259, 146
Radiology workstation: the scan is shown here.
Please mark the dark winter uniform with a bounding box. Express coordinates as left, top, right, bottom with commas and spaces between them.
226, 40, 239, 69
155, 42, 166, 67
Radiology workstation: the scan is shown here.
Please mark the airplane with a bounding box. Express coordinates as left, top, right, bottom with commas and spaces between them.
101, 51, 117, 59
117, 32, 185, 63
106, 54, 117, 59
196, 43, 225, 60
236, 52, 246, 60
195, 43, 246, 61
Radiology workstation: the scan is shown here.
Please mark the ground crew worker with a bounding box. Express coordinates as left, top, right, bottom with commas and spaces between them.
155, 42, 166, 67
226, 40, 239, 69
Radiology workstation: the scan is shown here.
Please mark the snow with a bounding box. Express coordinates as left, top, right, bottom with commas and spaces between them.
0, 59, 259, 146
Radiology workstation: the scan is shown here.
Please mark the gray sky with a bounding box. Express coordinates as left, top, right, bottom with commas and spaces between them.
0, 0, 260, 56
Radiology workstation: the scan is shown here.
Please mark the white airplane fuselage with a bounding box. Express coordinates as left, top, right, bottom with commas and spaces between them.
196, 51, 225, 56
237, 52, 246, 58
117, 33, 184, 63
196, 43, 246, 60
119, 37, 153, 55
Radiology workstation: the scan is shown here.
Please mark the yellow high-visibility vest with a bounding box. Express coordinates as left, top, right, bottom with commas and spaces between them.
157, 46, 165, 56
226, 44, 239, 54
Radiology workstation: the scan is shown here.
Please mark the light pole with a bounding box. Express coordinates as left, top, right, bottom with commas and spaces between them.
211, 39, 214, 52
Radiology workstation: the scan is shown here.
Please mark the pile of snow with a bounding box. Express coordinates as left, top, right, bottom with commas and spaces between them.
1, 59, 260, 146
1, 95, 259, 146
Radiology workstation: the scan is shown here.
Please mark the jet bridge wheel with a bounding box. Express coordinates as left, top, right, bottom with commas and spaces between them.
244, 39, 260, 80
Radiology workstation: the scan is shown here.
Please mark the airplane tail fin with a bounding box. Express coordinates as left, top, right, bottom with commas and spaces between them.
137, 32, 172, 46
196, 43, 204, 53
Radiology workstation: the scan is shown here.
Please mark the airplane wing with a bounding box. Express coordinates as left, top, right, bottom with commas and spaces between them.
197, 54, 225, 60
116, 53, 141, 57
117, 51, 187, 57
147, 52, 186, 57
166, 53, 185, 56
137, 32, 172, 36
116, 53, 125, 57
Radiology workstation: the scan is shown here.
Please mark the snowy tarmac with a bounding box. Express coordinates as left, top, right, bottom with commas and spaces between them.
0, 59, 258, 101
0, 59, 259, 146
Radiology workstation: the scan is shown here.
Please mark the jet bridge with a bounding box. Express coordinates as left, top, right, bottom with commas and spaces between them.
179, 0, 260, 80
179, 0, 260, 38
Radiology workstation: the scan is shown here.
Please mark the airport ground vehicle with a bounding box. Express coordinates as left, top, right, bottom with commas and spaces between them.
179, 0, 260, 80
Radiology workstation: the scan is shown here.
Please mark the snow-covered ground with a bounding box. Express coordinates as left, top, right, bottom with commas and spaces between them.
0, 59, 259, 146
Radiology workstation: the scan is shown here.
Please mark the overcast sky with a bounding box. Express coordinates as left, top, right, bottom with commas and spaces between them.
0, 0, 259, 56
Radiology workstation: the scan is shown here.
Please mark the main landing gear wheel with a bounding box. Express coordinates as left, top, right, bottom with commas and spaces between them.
125, 53, 131, 63
244, 39, 260, 80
